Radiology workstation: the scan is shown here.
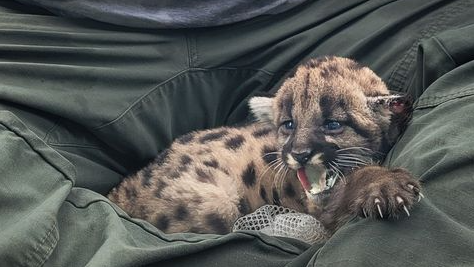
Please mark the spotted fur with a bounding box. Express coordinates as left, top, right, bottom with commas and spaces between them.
108, 56, 421, 236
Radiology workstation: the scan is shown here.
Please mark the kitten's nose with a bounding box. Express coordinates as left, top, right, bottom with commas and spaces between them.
291, 150, 312, 165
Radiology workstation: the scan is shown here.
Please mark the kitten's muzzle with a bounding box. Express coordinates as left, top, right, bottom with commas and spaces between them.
291, 150, 313, 165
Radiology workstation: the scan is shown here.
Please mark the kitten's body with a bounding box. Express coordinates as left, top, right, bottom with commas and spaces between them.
108, 56, 421, 236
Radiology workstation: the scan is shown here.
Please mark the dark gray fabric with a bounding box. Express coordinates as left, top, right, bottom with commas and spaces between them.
16, 0, 309, 28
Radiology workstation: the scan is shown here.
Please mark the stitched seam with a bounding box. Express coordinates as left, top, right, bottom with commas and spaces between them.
0, 121, 75, 183
48, 143, 103, 150
185, 33, 192, 68
388, 0, 468, 92
191, 34, 199, 67
63, 199, 301, 255
42, 118, 61, 142
31, 224, 58, 267
415, 87, 474, 109
433, 36, 457, 65
92, 67, 277, 130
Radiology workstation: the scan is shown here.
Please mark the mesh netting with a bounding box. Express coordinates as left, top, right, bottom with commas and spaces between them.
232, 205, 328, 244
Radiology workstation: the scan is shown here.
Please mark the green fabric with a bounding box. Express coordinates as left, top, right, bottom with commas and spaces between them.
1, 0, 474, 266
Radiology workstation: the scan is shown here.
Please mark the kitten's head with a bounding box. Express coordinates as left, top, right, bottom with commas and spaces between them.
249, 56, 411, 194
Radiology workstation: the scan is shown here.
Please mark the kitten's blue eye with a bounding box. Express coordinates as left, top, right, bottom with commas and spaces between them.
283, 120, 295, 130
326, 121, 341, 130
324, 120, 343, 134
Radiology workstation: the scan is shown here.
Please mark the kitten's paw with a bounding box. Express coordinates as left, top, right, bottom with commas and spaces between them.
352, 167, 422, 219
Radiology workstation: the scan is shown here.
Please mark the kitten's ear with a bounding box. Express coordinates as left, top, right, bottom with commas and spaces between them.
248, 96, 274, 123
368, 94, 413, 149
367, 94, 412, 115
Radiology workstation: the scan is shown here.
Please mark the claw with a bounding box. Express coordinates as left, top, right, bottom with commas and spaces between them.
408, 184, 414, 190
417, 192, 425, 202
396, 196, 404, 204
403, 205, 410, 217
374, 198, 383, 218
363, 209, 368, 218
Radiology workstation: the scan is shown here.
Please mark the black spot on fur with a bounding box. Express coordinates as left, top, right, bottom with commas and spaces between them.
225, 135, 245, 150
124, 187, 138, 199
141, 166, 154, 186
199, 130, 228, 143
168, 169, 181, 179
304, 57, 331, 69
320, 68, 331, 78
175, 204, 189, 220
220, 168, 230, 175
242, 163, 256, 187
154, 149, 171, 165
203, 159, 219, 168
176, 133, 194, 144
303, 73, 311, 100
260, 186, 269, 203
137, 204, 149, 219
238, 198, 251, 215
252, 127, 273, 138
327, 64, 339, 75
284, 183, 297, 198
193, 196, 203, 204
272, 188, 281, 206
155, 215, 170, 231
262, 146, 278, 165
154, 180, 167, 198
205, 213, 228, 234
348, 60, 363, 70
196, 168, 215, 184
178, 165, 188, 172
197, 148, 212, 155
319, 95, 333, 119
279, 95, 293, 118
180, 155, 192, 165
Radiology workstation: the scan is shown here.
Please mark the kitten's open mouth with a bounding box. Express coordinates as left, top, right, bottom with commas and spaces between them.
296, 165, 336, 195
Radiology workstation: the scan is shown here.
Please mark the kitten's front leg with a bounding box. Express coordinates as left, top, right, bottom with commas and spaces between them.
316, 166, 422, 234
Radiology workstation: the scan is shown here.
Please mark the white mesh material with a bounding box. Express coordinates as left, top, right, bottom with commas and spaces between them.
232, 205, 328, 244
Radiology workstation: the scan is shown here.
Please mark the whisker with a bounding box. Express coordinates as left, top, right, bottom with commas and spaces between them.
334, 163, 361, 168
335, 160, 370, 167
258, 158, 282, 180
329, 162, 345, 184
334, 159, 369, 166
336, 147, 373, 153
272, 162, 286, 203
337, 152, 374, 159
262, 152, 281, 157
278, 167, 290, 197
327, 163, 339, 187
336, 155, 371, 163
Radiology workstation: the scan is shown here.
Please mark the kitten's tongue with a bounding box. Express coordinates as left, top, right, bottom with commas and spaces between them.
296, 166, 326, 195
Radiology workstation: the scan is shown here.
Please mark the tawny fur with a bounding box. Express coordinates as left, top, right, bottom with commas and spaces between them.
108, 56, 421, 236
